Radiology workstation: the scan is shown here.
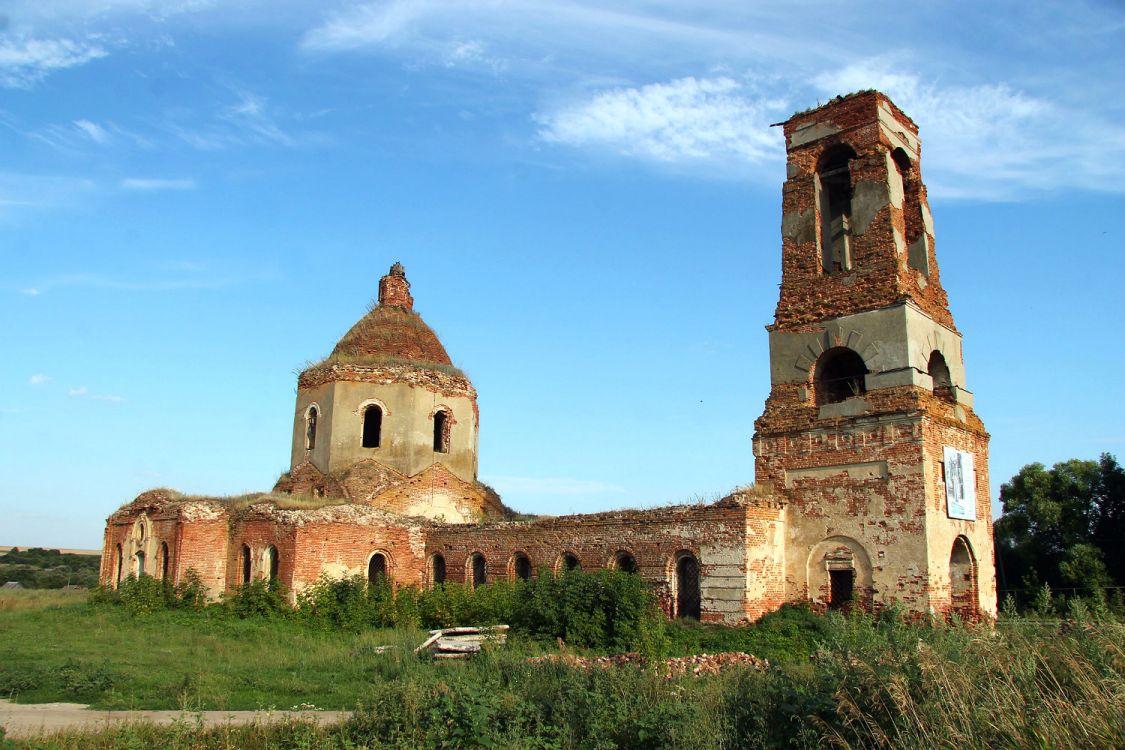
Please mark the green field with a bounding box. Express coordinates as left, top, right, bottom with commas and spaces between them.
1, 588, 1123, 749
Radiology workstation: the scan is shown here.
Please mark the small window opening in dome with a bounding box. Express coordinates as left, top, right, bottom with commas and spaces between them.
433, 410, 450, 454
362, 405, 382, 448
305, 406, 318, 450
816, 348, 868, 405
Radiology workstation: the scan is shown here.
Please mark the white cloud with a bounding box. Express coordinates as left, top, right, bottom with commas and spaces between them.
20, 288, 40, 296
172, 91, 302, 150
813, 60, 1125, 199
121, 177, 197, 191
0, 36, 108, 88
28, 374, 49, 385
68, 385, 125, 403
536, 76, 786, 169
485, 475, 626, 496
73, 119, 110, 144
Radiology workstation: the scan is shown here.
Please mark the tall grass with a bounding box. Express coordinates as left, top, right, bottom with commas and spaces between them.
0, 588, 87, 613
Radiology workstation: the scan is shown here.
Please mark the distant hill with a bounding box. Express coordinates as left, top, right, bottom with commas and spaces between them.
0, 547, 102, 589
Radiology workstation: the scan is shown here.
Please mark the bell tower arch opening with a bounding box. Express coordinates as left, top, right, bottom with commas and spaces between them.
815, 347, 868, 405
817, 144, 857, 274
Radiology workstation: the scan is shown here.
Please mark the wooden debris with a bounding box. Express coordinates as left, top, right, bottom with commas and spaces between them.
416, 625, 509, 658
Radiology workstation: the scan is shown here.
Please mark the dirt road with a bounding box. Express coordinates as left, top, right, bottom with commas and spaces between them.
0, 699, 347, 739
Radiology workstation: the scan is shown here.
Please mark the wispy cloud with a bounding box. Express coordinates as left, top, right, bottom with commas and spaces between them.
171, 91, 304, 150
73, 119, 110, 144
485, 475, 626, 496
537, 77, 786, 171
0, 35, 108, 88
0, 172, 97, 217
121, 177, 197, 191
28, 374, 49, 385
68, 386, 125, 403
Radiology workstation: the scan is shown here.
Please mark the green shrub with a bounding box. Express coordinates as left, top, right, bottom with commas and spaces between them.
511, 569, 667, 654
225, 578, 291, 619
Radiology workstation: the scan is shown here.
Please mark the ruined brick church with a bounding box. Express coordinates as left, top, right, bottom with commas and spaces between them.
101, 92, 997, 622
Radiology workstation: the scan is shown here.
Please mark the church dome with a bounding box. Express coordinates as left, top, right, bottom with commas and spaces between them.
322, 263, 453, 369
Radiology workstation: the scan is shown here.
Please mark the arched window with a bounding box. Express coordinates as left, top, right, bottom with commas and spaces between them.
362, 405, 382, 448
674, 552, 701, 620
613, 551, 638, 574
134, 551, 146, 577
240, 545, 252, 584
950, 537, 978, 618
368, 552, 388, 583
469, 552, 487, 587
430, 554, 447, 586
928, 350, 953, 401
559, 553, 580, 573
266, 546, 279, 581
816, 347, 868, 405
433, 410, 450, 454
160, 542, 170, 580
114, 544, 123, 586
817, 145, 857, 273
305, 406, 319, 450
512, 553, 532, 581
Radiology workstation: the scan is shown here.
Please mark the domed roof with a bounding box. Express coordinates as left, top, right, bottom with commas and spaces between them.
312, 263, 455, 371
331, 305, 452, 366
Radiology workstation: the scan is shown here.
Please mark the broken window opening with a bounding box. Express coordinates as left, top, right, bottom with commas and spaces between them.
160, 542, 170, 580
266, 546, 279, 582
816, 347, 869, 405
431, 554, 447, 586
305, 406, 318, 450
817, 145, 857, 274
241, 545, 252, 585
470, 553, 487, 587
561, 553, 580, 573
115, 544, 123, 586
134, 551, 146, 577
362, 405, 382, 448
928, 350, 953, 401
513, 553, 532, 581
828, 568, 854, 610
614, 551, 638, 574
675, 553, 702, 621
433, 410, 451, 454
368, 552, 388, 583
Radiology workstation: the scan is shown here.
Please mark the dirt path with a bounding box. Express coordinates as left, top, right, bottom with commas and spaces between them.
0, 699, 348, 739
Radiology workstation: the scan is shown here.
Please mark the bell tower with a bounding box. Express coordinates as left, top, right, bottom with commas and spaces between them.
753, 91, 996, 618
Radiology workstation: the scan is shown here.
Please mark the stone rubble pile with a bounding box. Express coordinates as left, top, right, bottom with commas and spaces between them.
527, 651, 769, 677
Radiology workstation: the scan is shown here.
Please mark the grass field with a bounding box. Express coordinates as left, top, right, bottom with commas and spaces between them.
1, 589, 1123, 749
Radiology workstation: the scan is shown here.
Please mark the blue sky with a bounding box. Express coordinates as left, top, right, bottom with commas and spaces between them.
2, 0, 1123, 548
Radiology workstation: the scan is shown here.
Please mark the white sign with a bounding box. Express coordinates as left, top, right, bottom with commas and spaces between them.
943, 447, 976, 521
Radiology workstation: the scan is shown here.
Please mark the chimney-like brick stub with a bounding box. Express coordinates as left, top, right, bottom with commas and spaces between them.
378, 263, 414, 310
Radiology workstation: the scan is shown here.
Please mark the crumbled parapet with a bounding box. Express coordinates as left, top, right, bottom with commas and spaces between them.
415, 625, 510, 659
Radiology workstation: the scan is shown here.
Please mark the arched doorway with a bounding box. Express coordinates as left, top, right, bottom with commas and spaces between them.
368, 552, 388, 583
613, 550, 638, 574
674, 552, 701, 620
430, 554, 446, 586
558, 552, 580, 573
512, 553, 532, 581
469, 553, 487, 587
950, 536, 978, 618
240, 545, 252, 584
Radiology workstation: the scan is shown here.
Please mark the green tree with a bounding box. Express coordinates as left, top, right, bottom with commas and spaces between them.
995, 453, 1124, 594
